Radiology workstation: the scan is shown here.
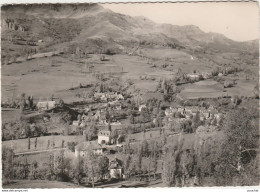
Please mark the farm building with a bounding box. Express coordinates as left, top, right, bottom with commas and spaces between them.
75, 141, 106, 157
98, 129, 111, 145
109, 158, 124, 179
36, 101, 56, 111
187, 73, 201, 80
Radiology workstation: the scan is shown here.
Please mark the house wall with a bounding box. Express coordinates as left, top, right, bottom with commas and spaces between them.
94, 148, 103, 155
110, 168, 122, 178
98, 135, 110, 144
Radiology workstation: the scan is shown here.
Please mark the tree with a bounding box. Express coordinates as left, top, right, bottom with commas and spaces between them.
253, 82, 259, 99
137, 145, 143, 180
123, 154, 132, 179
130, 114, 135, 124
34, 138, 37, 149
71, 156, 84, 185
28, 137, 31, 150
214, 108, 259, 186
97, 156, 109, 180
142, 140, 149, 157
20, 93, 26, 113
58, 98, 64, 107
162, 148, 178, 186
30, 95, 34, 109
2, 147, 14, 181
64, 123, 70, 136
29, 160, 39, 180
192, 111, 201, 132
85, 152, 98, 187
54, 150, 71, 181
67, 142, 78, 152
87, 122, 98, 141
45, 153, 55, 180
162, 138, 184, 187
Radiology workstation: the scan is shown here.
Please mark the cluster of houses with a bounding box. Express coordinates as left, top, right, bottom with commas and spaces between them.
94, 92, 124, 102
74, 126, 125, 179
165, 105, 222, 125
186, 72, 211, 81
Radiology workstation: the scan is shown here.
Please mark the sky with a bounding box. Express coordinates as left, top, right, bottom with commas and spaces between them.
102, 2, 259, 42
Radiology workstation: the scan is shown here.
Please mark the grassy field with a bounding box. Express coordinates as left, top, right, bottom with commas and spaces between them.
141, 47, 190, 59
1, 108, 21, 123
3, 180, 83, 188
1, 55, 97, 103
224, 79, 255, 97
179, 80, 225, 99
2, 53, 172, 103
2, 135, 84, 153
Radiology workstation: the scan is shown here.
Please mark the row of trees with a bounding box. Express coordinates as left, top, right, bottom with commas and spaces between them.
2, 149, 110, 187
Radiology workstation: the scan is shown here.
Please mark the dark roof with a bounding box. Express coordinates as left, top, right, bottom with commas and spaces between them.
109, 158, 123, 169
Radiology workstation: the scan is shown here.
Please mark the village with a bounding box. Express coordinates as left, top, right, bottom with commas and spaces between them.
1, 44, 258, 187
1, 3, 259, 189
2, 68, 245, 187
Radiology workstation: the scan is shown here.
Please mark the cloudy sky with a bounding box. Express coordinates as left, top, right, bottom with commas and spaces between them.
102, 2, 259, 42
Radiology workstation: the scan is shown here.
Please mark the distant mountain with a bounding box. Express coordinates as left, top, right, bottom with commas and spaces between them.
1, 4, 258, 60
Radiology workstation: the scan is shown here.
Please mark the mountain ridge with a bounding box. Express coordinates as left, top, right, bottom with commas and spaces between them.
1, 3, 258, 61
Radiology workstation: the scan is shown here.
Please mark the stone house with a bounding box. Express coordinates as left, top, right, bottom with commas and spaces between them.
36, 101, 56, 111
98, 130, 111, 145
109, 158, 123, 179
75, 141, 106, 157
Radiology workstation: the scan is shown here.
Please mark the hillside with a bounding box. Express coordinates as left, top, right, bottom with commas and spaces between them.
1, 4, 258, 64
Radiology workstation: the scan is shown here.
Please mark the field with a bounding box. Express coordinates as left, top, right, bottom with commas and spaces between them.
2, 135, 84, 154
179, 80, 225, 99
3, 180, 83, 188
224, 79, 256, 97
179, 78, 257, 100
1, 52, 176, 103
1, 108, 21, 123
1, 55, 96, 103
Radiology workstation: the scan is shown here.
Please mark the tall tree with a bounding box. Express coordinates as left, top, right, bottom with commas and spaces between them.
192, 111, 201, 132
97, 156, 109, 180
123, 154, 132, 179
34, 138, 37, 149
2, 147, 14, 181
28, 137, 31, 150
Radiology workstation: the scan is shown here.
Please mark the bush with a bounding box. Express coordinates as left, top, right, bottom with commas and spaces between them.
67, 142, 78, 152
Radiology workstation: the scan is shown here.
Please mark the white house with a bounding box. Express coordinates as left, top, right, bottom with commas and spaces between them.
37, 101, 56, 111
72, 120, 80, 126
75, 141, 105, 157
109, 158, 123, 179
98, 130, 111, 145
139, 104, 146, 112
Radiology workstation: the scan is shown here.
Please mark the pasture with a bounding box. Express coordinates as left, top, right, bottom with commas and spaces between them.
179, 80, 225, 99
1, 55, 97, 103
2, 135, 84, 153
224, 79, 256, 97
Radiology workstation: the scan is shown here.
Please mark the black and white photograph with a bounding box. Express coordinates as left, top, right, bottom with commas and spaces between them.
1, 1, 259, 189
